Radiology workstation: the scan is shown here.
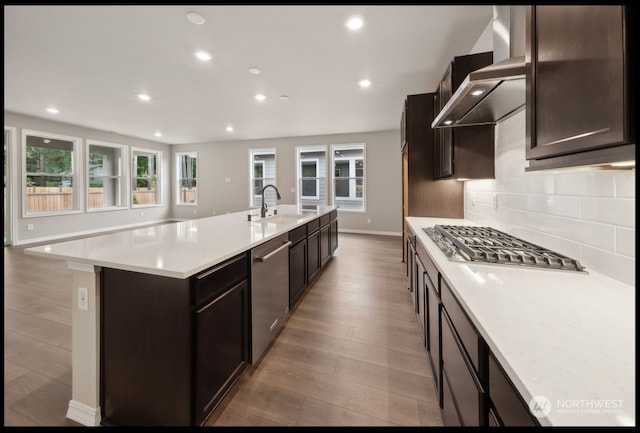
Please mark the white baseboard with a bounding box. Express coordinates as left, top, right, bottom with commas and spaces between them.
338, 228, 402, 237
66, 400, 101, 426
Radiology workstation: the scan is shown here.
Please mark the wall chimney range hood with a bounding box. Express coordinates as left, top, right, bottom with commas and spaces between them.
432, 6, 527, 128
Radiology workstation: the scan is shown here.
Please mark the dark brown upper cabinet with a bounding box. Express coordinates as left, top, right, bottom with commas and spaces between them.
525, 5, 635, 171
434, 52, 496, 180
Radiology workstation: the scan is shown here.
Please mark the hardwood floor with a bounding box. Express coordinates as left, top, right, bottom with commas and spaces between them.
4, 232, 442, 427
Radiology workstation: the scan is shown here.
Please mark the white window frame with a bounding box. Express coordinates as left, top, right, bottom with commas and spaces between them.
22, 129, 83, 217
86, 139, 129, 212
249, 148, 277, 208
296, 145, 327, 206
176, 151, 198, 206
300, 158, 320, 200
331, 143, 366, 213
131, 146, 162, 208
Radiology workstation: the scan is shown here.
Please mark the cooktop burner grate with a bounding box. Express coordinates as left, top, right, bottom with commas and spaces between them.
424, 225, 586, 272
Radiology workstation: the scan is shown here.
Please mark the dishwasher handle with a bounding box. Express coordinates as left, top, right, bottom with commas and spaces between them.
255, 241, 292, 262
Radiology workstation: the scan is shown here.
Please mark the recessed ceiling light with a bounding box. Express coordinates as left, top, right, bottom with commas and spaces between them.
46, 107, 59, 114
43, 139, 51, 143
279, 95, 289, 100
248, 67, 262, 75
471, 89, 484, 96
255, 94, 266, 101
186, 11, 205, 25
346, 16, 364, 31
444, 120, 453, 125
358, 79, 371, 88
137, 93, 151, 101
194, 50, 212, 62
226, 125, 234, 132
154, 131, 162, 137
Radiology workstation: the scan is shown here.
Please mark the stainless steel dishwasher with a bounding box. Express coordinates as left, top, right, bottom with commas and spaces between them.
250, 233, 291, 364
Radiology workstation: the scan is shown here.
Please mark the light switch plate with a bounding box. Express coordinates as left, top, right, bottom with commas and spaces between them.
78, 287, 89, 311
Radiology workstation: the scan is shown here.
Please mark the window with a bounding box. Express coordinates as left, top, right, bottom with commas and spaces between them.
23, 129, 81, 216
132, 147, 161, 207
249, 149, 276, 208
87, 140, 127, 211
331, 143, 366, 212
296, 146, 327, 206
176, 151, 197, 205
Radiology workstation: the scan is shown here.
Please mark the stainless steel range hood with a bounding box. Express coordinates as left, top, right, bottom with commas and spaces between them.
432, 6, 527, 128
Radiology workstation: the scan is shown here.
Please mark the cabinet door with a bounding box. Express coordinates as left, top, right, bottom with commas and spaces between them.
526, 6, 634, 169
307, 231, 320, 281
415, 254, 427, 345
330, 219, 338, 255
441, 311, 482, 426
194, 280, 248, 426
289, 239, 307, 308
489, 352, 539, 426
320, 225, 331, 266
426, 273, 441, 407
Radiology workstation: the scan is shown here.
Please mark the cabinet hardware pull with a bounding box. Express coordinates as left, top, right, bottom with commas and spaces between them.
196, 254, 246, 280
255, 241, 292, 262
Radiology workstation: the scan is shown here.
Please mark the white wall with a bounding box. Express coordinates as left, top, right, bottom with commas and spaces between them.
172, 129, 402, 235
464, 111, 635, 286
4, 112, 173, 244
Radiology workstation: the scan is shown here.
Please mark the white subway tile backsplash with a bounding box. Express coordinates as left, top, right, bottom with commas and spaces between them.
581, 246, 636, 287
614, 169, 636, 198
464, 110, 634, 285
615, 227, 635, 258
555, 171, 616, 197
582, 197, 636, 227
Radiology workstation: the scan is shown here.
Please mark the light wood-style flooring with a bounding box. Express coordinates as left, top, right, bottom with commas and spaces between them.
4, 231, 442, 427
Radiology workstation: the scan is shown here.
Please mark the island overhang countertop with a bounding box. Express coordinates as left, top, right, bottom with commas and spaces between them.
24, 204, 337, 279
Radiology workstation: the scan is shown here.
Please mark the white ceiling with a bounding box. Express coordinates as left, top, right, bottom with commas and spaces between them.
4, 5, 493, 145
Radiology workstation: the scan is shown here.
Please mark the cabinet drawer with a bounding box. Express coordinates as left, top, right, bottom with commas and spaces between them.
289, 225, 307, 245
193, 253, 248, 307
441, 276, 480, 373
320, 213, 331, 227
442, 311, 482, 426
489, 352, 538, 426
306, 218, 320, 234
416, 241, 439, 290
330, 210, 338, 221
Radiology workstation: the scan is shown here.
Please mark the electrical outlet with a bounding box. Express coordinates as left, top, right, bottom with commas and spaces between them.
140, 211, 144, 217
367, 218, 371, 224
471, 193, 476, 206
492, 194, 498, 210
27, 223, 34, 231
78, 287, 88, 311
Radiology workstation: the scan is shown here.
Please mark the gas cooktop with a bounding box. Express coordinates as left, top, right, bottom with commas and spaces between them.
423, 225, 586, 272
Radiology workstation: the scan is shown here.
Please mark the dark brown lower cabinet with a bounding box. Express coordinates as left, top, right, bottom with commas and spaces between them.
289, 237, 307, 308
320, 224, 331, 266
441, 310, 484, 426
307, 229, 320, 282
330, 218, 338, 255
425, 270, 441, 406
194, 280, 248, 426
489, 352, 539, 426
101, 252, 249, 426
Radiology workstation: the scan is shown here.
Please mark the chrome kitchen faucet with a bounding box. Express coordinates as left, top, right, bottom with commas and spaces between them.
260, 184, 281, 218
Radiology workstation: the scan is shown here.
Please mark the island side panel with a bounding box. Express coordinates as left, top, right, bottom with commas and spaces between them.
101, 268, 192, 426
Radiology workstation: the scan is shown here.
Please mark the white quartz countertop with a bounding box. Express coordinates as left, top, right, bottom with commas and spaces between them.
406, 216, 635, 427
25, 205, 336, 279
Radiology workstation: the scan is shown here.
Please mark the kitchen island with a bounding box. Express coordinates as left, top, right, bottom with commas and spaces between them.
24, 204, 338, 427
406, 216, 635, 427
